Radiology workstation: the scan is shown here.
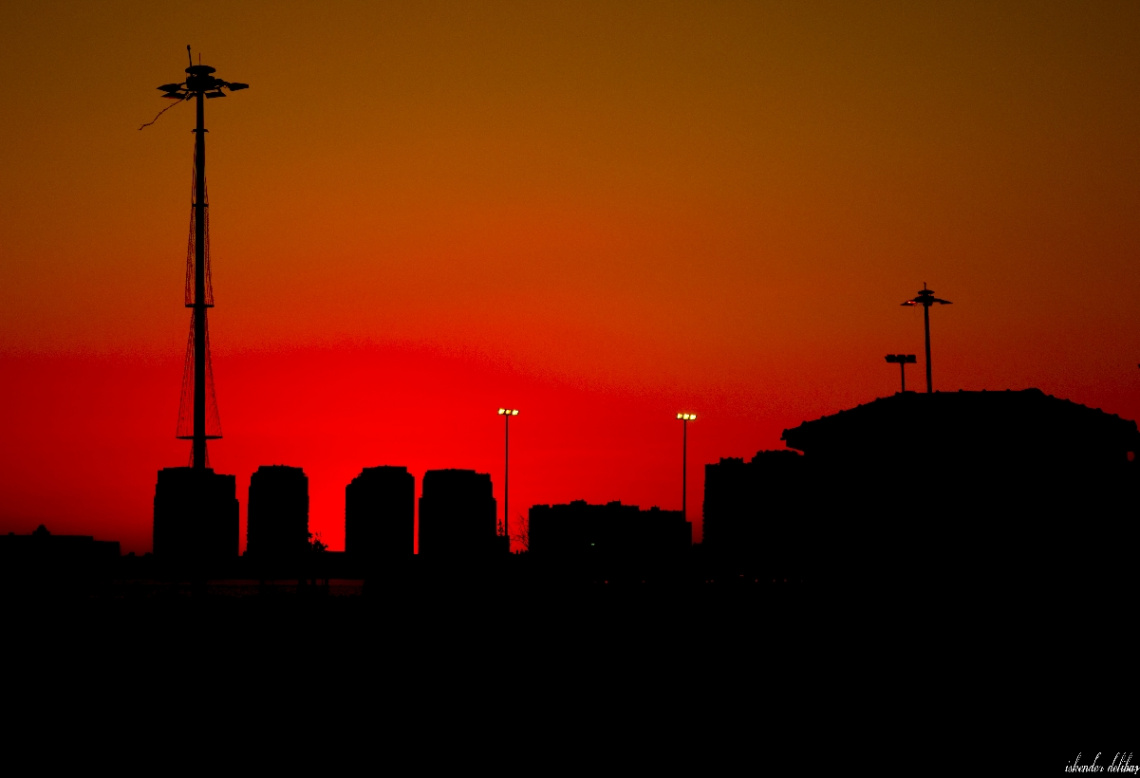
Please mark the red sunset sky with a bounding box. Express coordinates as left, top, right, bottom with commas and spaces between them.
3, 1, 1140, 554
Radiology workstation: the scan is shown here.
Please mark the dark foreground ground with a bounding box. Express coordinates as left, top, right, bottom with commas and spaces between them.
3, 575, 1095, 682
1, 576, 1118, 769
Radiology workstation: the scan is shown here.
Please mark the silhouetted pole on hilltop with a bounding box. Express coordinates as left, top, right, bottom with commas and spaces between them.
901, 284, 951, 394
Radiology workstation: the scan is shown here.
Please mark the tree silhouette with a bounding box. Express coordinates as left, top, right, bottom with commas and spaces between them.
511, 512, 530, 553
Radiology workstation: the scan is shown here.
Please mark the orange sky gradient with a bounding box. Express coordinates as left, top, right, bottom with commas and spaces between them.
3, 1, 1140, 554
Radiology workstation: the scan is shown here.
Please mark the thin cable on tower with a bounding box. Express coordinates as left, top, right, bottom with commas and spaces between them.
138, 98, 184, 131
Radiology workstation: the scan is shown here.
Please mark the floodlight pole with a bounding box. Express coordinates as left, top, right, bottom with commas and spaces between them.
885, 354, 916, 393
504, 412, 509, 541
677, 413, 696, 521
156, 50, 247, 468
682, 418, 687, 521
498, 409, 519, 548
192, 76, 207, 469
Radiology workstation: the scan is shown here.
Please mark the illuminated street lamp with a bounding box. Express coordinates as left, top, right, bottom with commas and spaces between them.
901, 283, 952, 394
498, 408, 519, 546
676, 413, 696, 522
885, 354, 917, 393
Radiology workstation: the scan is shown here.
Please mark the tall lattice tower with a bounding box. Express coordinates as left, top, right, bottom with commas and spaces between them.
154, 48, 248, 468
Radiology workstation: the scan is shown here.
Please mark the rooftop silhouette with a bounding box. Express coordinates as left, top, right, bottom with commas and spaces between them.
153, 466, 239, 564
345, 465, 415, 567
702, 450, 808, 580
779, 389, 1139, 585
247, 465, 310, 561
418, 469, 501, 561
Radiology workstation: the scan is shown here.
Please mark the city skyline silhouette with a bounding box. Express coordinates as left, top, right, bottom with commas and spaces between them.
4, 4, 1140, 561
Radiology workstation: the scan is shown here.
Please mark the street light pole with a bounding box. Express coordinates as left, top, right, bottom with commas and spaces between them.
676, 413, 696, 521
498, 408, 518, 549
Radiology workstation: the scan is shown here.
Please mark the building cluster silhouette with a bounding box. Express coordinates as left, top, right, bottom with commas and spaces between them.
527, 500, 691, 583
146, 461, 698, 581
6, 386, 1138, 594
150, 464, 511, 575
1, 525, 120, 594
